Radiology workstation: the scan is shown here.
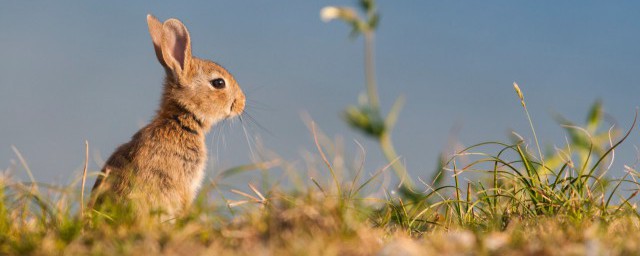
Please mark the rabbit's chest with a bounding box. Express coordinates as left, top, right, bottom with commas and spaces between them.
189, 160, 206, 198
144, 140, 206, 194
175, 145, 206, 188
176, 144, 207, 200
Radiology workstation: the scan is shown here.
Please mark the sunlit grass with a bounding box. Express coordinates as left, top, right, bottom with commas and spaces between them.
1, 98, 639, 255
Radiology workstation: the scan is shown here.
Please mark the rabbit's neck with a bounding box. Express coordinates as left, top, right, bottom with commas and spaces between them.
159, 101, 207, 137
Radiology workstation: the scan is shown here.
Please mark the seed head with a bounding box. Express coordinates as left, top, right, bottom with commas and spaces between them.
513, 82, 526, 108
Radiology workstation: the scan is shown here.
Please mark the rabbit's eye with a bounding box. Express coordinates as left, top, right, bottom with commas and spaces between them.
210, 78, 226, 89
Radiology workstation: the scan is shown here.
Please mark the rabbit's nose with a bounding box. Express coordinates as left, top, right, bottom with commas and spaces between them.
230, 94, 245, 115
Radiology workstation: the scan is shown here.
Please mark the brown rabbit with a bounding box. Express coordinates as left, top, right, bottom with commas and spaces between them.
90, 14, 245, 218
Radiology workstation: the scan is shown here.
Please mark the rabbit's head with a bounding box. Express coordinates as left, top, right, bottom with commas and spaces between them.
147, 14, 245, 129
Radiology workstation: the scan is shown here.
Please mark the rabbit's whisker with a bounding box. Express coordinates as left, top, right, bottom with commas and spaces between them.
212, 120, 226, 164
239, 116, 257, 161
245, 99, 273, 111
242, 111, 275, 137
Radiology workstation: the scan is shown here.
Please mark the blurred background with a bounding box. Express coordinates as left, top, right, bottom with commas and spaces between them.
0, 1, 639, 186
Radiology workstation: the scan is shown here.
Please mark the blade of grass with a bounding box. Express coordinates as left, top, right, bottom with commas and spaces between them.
312, 122, 341, 197
81, 141, 88, 219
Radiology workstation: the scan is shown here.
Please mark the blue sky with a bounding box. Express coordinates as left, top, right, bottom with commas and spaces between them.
1, 1, 639, 186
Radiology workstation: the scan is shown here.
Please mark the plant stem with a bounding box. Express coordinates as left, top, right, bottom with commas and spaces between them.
364, 29, 413, 189
364, 31, 379, 110
81, 140, 88, 219
453, 160, 463, 225
380, 132, 414, 189
522, 101, 546, 174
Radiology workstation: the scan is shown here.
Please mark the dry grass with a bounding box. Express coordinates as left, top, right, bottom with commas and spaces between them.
1, 178, 639, 256
1, 110, 639, 255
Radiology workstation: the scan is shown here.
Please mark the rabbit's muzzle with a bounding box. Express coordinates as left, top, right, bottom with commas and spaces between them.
229, 91, 245, 117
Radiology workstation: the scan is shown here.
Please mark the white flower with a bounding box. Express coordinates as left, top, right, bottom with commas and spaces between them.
320, 6, 341, 22
320, 6, 357, 23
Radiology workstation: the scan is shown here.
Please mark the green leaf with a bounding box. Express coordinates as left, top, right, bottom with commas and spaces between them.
369, 13, 380, 30
359, 0, 374, 12
385, 95, 405, 132
586, 99, 603, 133
430, 153, 446, 188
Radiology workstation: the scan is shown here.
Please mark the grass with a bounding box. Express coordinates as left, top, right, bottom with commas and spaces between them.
1, 99, 639, 255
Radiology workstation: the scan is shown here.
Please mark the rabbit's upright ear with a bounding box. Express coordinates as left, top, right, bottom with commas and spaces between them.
146, 14, 168, 69
161, 19, 192, 82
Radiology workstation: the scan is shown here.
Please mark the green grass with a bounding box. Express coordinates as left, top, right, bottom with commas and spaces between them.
1, 100, 639, 255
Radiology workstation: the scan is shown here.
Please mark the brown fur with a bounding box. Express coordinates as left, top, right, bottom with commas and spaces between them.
90, 15, 245, 218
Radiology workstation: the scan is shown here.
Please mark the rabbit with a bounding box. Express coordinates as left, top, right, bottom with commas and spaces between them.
90, 14, 245, 219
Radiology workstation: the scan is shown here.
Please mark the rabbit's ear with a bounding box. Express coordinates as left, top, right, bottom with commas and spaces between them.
161, 18, 192, 81
146, 14, 167, 69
